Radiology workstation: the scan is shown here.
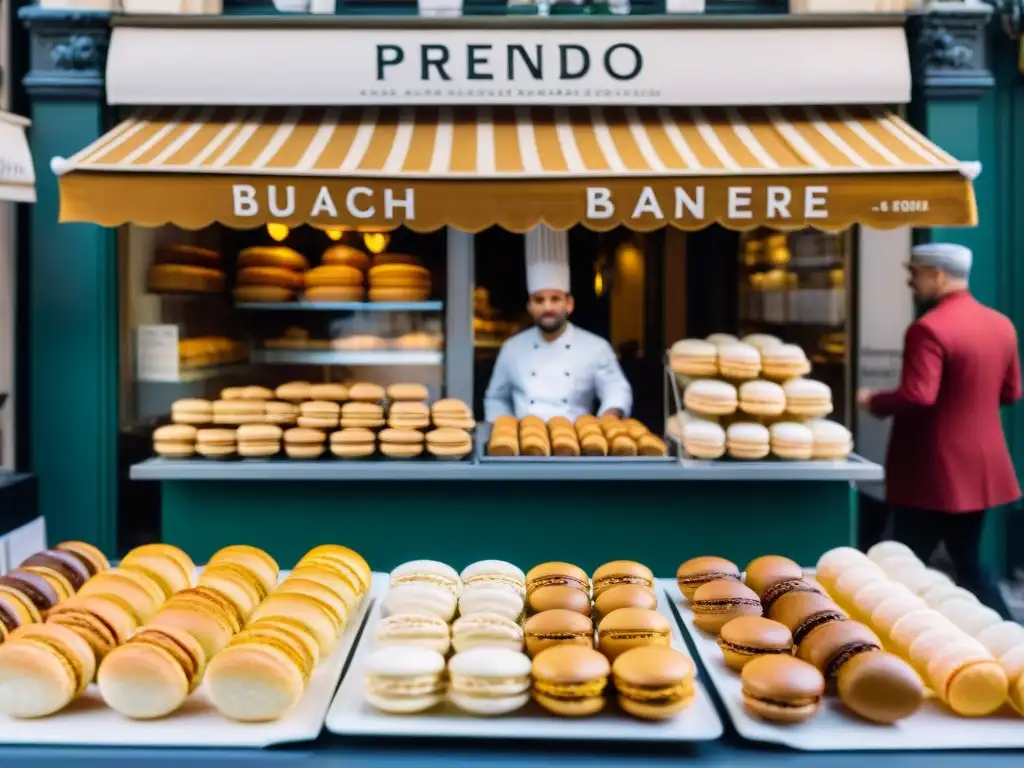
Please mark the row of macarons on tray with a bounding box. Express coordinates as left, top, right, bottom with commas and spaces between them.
367, 559, 694, 720
0, 542, 373, 723
485, 415, 670, 458
675, 545, 1024, 726
669, 334, 812, 381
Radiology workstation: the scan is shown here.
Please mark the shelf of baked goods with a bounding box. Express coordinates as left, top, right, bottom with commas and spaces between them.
250, 349, 444, 367
237, 301, 444, 312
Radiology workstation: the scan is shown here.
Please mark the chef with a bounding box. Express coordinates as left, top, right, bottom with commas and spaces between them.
484, 225, 633, 422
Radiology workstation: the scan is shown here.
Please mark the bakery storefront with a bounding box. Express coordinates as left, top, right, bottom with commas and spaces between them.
53, 15, 975, 573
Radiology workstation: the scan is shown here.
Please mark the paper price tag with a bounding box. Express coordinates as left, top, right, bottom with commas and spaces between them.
136, 325, 181, 382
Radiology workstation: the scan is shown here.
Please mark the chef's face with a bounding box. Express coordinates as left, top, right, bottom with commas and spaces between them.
528, 290, 574, 334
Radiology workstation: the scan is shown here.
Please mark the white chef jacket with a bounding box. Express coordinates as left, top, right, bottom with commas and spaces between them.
484, 324, 633, 422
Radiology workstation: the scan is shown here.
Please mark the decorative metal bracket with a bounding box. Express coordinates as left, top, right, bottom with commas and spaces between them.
912, 2, 995, 99
20, 7, 111, 100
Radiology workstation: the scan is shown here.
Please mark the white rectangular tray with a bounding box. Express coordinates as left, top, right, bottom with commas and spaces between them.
658, 578, 1024, 751
0, 571, 380, 747
325, 586, 724, 742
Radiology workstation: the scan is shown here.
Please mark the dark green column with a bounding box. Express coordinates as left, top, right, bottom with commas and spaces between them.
20, 8, 118, 556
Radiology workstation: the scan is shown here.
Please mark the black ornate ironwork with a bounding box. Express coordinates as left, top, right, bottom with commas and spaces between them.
19, 7, 111, 98
50, 33, 108, 72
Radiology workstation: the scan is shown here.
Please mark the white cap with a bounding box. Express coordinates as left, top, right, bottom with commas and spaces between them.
909, 243, 972, 280
524, 225, 570, 294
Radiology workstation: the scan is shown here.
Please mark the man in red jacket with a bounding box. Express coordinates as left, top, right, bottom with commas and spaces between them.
858, 243, 1021, 615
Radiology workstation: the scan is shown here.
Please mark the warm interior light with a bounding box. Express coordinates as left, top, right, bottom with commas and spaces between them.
325, 229, 344, 242
363, 232, 390, 254
267, 223, 290, 242
594, 271, 605, 297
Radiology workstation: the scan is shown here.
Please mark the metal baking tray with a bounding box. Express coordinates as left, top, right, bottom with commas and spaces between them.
475, 424, 676, 463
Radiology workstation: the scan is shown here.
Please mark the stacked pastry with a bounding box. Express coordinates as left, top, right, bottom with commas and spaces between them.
234, 246, 308, 303
367, 259, 431, 303
178, 337, 246, 370
0, 543, 189, 718
206, 544, 371, 722
670, 334, 810, 382
148, 244, 225, 295
818, 543, 1023, 718
304, 264, 365, 303
486, 415, 668, 458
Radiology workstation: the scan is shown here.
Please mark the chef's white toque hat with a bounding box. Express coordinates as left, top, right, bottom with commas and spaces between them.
525, 224, 570, 295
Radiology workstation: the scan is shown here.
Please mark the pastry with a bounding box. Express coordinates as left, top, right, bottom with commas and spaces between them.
275, 381, 312, 403
171, 398, 212, 425
447, 648, 532, 715
770, 591, 847, 644
97, 626, 205, 720
947, 602, 1003, 636
364, 646, 446, 713
322, 244, 370, 271
706, 333, 739, 346
799, 619, 881, 677
761, 579, 822, 613
637, 434, 668, 457
305, 264, 363, 288
591, 560, 654, 598
783, 378, 833, 417
612, 646, 696, 720
264, 401, 299, 426
243, 386, 273, 401
149, 587, 243, 660
274, 577, 349, 632
376, 614, 451, 655
743, 555, 803, 599
717, 343, 762, 380
451, 612, 524, 653
885, 609, 952, 654
0, 623, 96, 717
809, 419, 853, 459
680, 419, 726, 459
814, 546, 870, 589
977, 620, 1024, 658
761, 343, 811, 381
676, 556, 741, 601
459, 582, 525, 623
330, 428, 377, 459
298, 544, 372, 596
197, 564, 267, 620
118, 549, 192, 599
871, 594, 929, 638
742, 333, 782, 351
379, 428, 425, 459
769, 422, 814, 460
250, 593, 338, 657
305, 286, 365, 302
53, 541, 109, 577
460, 560, 526, 596
531, 645, 610, 717
692, 580, 763, 634
595, 584, 658, 617
523, 610, 594, 657
308, 383, 349, 402
206, 632, 310, 722
47, 593, 139, 660
718, 616, 794, 671
999, 645, 1024, 714
283, 427, 327, 459
597, 608, 672, 661
153, 424, 197, 458
340, 402, 385, 429
348, 382, 386, 402
836, 650, 925, 724
388, 401, 431, 429
236, 423, 282, 458
741, 654, 824, 723
669, 339, 718, 378
234, 284, 294, 303
212, 399, 265, 425
726, 422, 770, 460
0, 590, 34, 632
684, 380, 737, 416
928, 643, 1008, 716
0, 571, 58, 618
76, 568, 165, 624
923, 583, 979, 609
373, 252, 423, 268
832, 562, 887, 606
154, 244, 221, 268
907, 628, 976, 677
390, 560, 460, 595
148, 263, 225, 294
238, 245, 308, 272
526, 562, 589, 597
609, 434, 638, 456
20, 551, 90, 593
382, 583, 457, 623
552, 432, 581, 457
394, 331, 441, 350
387, 383, 429, 402
298, 400, 341, 430
425, 428, 473, 459
580, 433, 608, 457
208, 545, 279, 596
237, 266, 304, 292
528, 585, 592, 616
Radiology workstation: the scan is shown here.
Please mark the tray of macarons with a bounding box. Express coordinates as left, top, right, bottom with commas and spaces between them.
660, 547, 1024, 751
0, 543, 376, 748
326, 559, 722, 742
479, 417, 674, 462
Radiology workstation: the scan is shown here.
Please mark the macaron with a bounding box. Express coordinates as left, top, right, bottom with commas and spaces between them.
0, 623, 96, 717
523, 609, 594, 657
170, 398, 213, 426
208, 544, 280, 596
717, 616, 794, 671
274, 578, 348, 633
908, 628, 978, 678
382, 582, 457, 623
528, 585, 592, 616
298, 544, 371, 595
0, 592, 33, 635
595, 584, 658, 617
866, 540, 917, 564
871, 594, 929, 638
999, 645, 1024, 714
241, 618, 320, 677
815, 546, 870, 590
120, 549, 193, 599
612, 646, 696, 720
149, 588, 242, 660
55, 540, 111, 576
684, 380, 738, 416
526, 562, 590, 597
809, 419, 853, 460
309, 383, 350, 402
531, 645, 611, 717
888, 609, 956, 655
376, 614, 451, 655
206, 633, 309, 722
783, 378, 833, 417
738, 380, 786, 417
197, 562, 268, 620
977, 620, 1024, 658
761, 579, 822, 613
195, 428, 238, 457
669, 339, 718, 378
250, 593, 339, 657
390, 559, 461, 596
705, 333, 739, 346
365, 646, 446, 713
741, 333, 781, 351
0, 571, 59, 617
452, 612, 524, 653
275, 381, 313, 402
289, 565, 362, 614
458, 582, 525, 623
153, 424, 197, 458
597, 608, 672, 661
743, 555, 803, 599
46, 594, 140, 660
460, 560, 526, 595
927, 643, 1008, 717
692, 580, 762, 634
740, 654, 824, 723
761, 344, 811, 381
681, 420, 726, 459
726, 422, 770, 460
717, 343, 762, 380
590, 560, 654, 598
769, 422, 814, 460
123, 543, 195, 581
283, 427, 326, 458
425, 428, 474, 459
77, 568, 165, 624
836, 650, 925, 724
799, 619, 881, 678
769, 591, 847, 644
98, 626, 206, 719
949, 603, 1004, 635
331, 428, 377, 459
676, 556, 741, 601
236, 423, 283, 458
447, 648, 532, 715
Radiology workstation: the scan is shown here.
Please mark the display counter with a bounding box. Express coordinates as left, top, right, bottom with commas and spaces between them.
129, 458, 879, 573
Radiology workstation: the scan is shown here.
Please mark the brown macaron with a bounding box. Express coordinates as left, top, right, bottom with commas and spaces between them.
799, 619, 882, 678
523, 609, 594, 657
770, 591, 848, 645
0, 571, 59, 616
55, 540, 110, 576
528, 585, 592, 617
0, 592, 33, 635
597, 608, 672, 661
526, 562, 590, 596
594, 584, 658, 617
717, 616, 794, 672
760, 579, 823, 613
20, 550, 92, 592
692, 580, 762, 634
836, 650, 925, 724
741, 654, 825, 723
612, 646, 696, 720
531, 644, 611, 717
676, 556, 741, 601
590, 561, 655, 598
743, 555, 804, 599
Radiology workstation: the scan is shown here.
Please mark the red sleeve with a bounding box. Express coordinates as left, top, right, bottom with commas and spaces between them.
1001, 343, 1022, 405
870, 323, 944, 417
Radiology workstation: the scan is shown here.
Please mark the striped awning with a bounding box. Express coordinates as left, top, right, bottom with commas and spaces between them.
55, 106, 977, 233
